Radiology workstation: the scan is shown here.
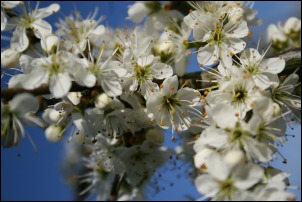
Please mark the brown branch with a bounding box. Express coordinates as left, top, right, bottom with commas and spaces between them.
108, 174, 123, 201
1, 82, 88, 101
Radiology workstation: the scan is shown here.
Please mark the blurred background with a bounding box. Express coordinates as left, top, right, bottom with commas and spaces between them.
1, 1, 301, 201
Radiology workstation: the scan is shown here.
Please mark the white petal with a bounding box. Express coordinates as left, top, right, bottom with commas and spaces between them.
232, 163, 264, 190
10, 27, 29, 52
88, 25, 105, 41
224, 38, 246, 54
212, 103, 238, 129
19, 54, 33, 73
22, 68, 49, 90
177, 88, 200, 104
99, 76, 122, 97
260, 57, 285, 74
32, 19, 52, 38
73, 65, 96, 87
194, 148, 214, 168
110, 61, 128, 77
162, 75, 178, 94
146, 94, 171, 129
151, 63, 173, 79
241, 48, 262, 62
242, 137, 273, 162
10, 93, 39, 114
195, 175, 220, 197
34, 3, 60, 19
8, 74, 25, 88
49, 73, 72, 98
1, 1, 21, 9
253, 74, 271, 89
225, 20, 249, 38
1, 10, 7, 31
206, 153, 231, 181
137, 55, 155, 67
201, 128, 229, 149
197, 45, 217, 66
140, 81, 159, 100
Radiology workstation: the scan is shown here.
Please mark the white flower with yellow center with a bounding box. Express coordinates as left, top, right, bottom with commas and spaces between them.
184, 11, 249, 67
9, 2, 60, 52
195, 153, 264, 201
239, 48, 285, 90
124, 54, 173, 99
206, 77, 260, 118
146, 75, 201, 132
56, 10, 105, 54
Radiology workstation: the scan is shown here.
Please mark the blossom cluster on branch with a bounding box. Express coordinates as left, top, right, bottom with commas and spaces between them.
1, 1, 301, 201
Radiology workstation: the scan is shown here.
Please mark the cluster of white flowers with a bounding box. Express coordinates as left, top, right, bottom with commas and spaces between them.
1, 1, 300, 201
267, 17, 301, 53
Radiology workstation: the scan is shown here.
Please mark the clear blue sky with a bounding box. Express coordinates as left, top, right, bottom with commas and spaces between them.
1, 1, 301, 201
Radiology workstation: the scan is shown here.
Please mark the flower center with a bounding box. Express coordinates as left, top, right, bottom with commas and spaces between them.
231, 86, 247, 103
163, 93, 181, 114
208, 24, 225, 47
245, 65, 259, 75
218, 178, 237, 200
88, 63, 101, 76
134, 63, 152, 84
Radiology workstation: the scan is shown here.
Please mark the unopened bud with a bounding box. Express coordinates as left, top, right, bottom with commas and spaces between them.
1, 48, 20, 68
283, 17, 301, 40
273, 103, 281, 116
224, 150, 244, 168
94, 93, 112, 109
45, 124, 63, 142
159, 40, 175, 58
41, 34, 59, 54
67, 92, 82, 105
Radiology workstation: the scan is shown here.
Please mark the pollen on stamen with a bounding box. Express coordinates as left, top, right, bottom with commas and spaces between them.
160, 84, 164, 88
188, 50, 193, 55
202, 112, 207, 118
160, 121, 164, 126
169, 87, 174, 91
243, 74, 251, 79
150, 87, 155, 92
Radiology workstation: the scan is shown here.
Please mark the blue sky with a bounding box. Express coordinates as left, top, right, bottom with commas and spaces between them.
1, 1, 301, 201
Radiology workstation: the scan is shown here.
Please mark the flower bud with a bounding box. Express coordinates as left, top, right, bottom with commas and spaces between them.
127, 2, 149, 23
45, 124, 63, 142
159, 40, 175, 59
94, 93, 112, 109
40, 34, 59, 54
273, 103, 281, 117
67, 92, 82, 105
267, 24, 288, 50
224, 150, 245, 169
146, 128, 164, 145
283, 17, 301, 41
1, 48, 20, 68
